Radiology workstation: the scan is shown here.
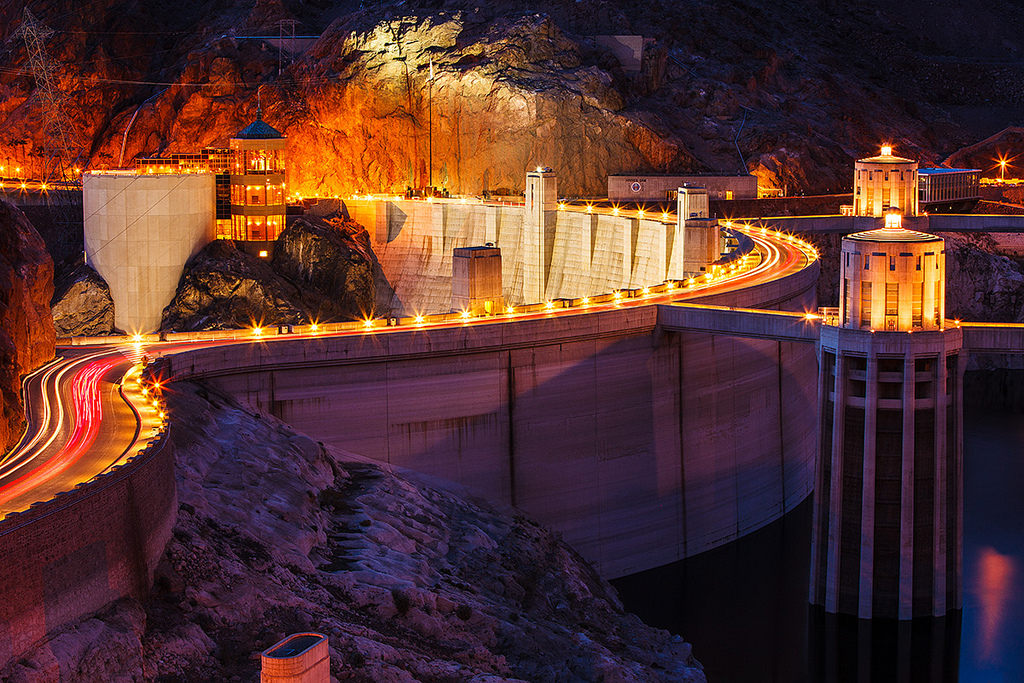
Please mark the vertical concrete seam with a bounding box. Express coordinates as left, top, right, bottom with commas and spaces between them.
676, 332, 687, 559
506, 350, 517, 508
777, 340, 786, 513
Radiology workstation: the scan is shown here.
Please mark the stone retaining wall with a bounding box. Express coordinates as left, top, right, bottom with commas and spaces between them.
0, 435, 176, 664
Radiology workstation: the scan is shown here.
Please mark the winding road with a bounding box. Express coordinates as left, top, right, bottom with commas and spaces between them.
0, 224, 817, 518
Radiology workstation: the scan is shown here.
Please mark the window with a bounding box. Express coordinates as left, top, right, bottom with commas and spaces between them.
913, 282, 923, 327
889, 256, 896, 271
886, 283, 898, 317
861, 281, 872, 327
844, 278, 851, 325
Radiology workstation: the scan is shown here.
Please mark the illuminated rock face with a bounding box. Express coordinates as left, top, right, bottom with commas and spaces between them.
0, 201, 55, 452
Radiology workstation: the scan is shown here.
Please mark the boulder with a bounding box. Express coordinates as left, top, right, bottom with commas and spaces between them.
160, 239, 311, 331
51, 262, 115, 337
272, 216, 378, 323
160, 218, 384, 332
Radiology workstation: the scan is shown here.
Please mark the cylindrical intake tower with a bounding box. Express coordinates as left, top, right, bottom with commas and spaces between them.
854, 146, 919, 217
812, 218, 963, 620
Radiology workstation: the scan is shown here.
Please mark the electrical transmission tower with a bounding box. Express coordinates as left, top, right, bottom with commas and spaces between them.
276, 19, 299, 75
13, 8, 83, 261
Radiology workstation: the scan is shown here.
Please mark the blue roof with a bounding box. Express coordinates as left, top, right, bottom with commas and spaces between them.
918, 167, 980, 174
234, 110, 283, 139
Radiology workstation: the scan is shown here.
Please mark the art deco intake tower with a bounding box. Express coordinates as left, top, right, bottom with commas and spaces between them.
811, 213, 963, 619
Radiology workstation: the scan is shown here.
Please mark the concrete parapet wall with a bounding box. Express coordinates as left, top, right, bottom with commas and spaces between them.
961, 322, 1024, 353
157, 266, 819, 578
0, 437, 176, 664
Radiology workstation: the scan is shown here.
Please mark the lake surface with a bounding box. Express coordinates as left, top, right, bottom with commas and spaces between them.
612, 408, 1024, 682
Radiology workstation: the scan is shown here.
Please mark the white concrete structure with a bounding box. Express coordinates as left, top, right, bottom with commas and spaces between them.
83, 172, 215, 333
838, 215, 945, 332
854, 146, 919, 217
452, 246, 503, 315
344, 172, 726, 316
669, 186, 719, 278
523, 168, 557, 303
813, 221, 963, 619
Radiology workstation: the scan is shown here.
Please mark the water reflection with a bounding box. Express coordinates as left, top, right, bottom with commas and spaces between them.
974, 547, 1014, 666
808, 609, 961, 683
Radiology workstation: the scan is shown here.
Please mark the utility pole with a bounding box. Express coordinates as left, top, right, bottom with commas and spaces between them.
13, 8, 83, 261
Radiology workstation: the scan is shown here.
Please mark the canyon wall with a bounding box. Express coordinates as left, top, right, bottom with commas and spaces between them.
0, 201, 55, 453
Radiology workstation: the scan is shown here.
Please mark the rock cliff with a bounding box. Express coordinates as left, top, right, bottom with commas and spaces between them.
50, 262, 115, 337
161, 216, 379, 331
0, 380, 705, 682
3, 0, 1024, 198
0, 200, 55, 453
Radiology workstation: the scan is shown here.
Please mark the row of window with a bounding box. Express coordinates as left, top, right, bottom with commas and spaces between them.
233, 149, 285, 174
230, 184, 285, 206
216, 215, 285, 241
844, 251, 942, 270
843, 279, 941, 328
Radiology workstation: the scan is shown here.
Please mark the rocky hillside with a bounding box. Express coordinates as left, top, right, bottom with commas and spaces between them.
161, 215, 381, 331
3, 0, 1024, 198
0, 380, 705, 682
0, 200, 55, 453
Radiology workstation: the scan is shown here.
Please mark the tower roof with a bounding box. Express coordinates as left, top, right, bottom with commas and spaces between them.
233, 110, 283, 140
846, 227, 943, 243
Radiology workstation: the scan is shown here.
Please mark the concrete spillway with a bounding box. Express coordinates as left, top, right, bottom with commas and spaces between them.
342, 198, 712, 316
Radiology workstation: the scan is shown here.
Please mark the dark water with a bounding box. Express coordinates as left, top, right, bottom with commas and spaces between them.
612, 409, 1024, 682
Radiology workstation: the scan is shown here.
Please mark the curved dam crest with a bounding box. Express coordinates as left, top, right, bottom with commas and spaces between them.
158, 258, 820, 578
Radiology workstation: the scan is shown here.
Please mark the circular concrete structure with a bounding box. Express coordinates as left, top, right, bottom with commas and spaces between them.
839, 224, 945, 331
854, 147, 918, 217
83, 171, 215, 333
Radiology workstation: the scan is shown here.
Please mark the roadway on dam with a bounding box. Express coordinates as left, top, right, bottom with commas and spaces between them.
0, 224, 816, 520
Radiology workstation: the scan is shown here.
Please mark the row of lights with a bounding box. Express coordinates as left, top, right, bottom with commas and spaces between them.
245, 233, 802, 337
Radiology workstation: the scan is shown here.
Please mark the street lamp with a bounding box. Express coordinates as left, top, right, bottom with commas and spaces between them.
999, 158, 1008, 182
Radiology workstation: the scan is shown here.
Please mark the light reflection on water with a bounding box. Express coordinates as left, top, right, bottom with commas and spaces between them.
611, 408, 1024, 683
959, 409, 1024, 683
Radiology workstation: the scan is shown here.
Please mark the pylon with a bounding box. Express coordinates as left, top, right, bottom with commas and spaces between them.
13, 8, 83, 261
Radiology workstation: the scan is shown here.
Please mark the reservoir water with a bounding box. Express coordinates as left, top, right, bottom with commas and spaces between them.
612, 408, 1024, 682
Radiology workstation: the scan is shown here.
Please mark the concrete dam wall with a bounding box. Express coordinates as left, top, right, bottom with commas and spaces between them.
158, 262, 819, 578
342, 199, 710, 316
